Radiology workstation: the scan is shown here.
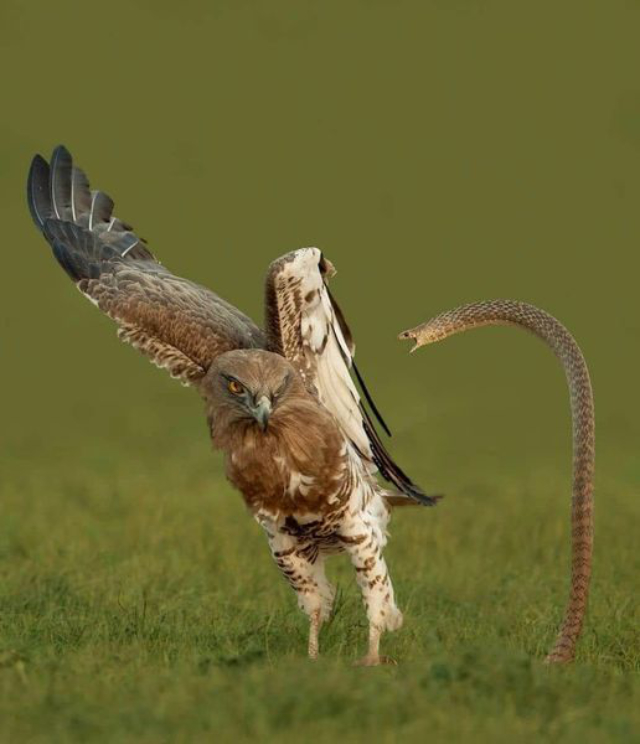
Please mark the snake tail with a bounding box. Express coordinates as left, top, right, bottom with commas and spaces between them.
399, 300, 594, 664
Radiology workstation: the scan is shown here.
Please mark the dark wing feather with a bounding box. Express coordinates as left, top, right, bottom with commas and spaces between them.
50, 145, 74, 220
70, 161, 92, 222
351, 358, 392, 437
27, 155, 52, 229
28, 146, 265, 384
264, 248, 437, 505
325, 283, 391, 436
88, 191, 114, 230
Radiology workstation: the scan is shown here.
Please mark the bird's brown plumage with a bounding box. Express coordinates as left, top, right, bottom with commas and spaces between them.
200, 347, 403, 664
26, 145, 431, 665
28, 145, 432, 505
203, 350, 355, 517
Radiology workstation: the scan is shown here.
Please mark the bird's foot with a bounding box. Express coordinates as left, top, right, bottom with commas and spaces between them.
354, 654, 397, 667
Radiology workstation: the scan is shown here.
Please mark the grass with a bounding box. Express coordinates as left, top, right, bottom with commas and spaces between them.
2, 0, 639, 738
0, 402, 637, 744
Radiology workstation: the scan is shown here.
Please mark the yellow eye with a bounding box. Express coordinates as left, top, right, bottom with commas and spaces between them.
227, 380, 244, 395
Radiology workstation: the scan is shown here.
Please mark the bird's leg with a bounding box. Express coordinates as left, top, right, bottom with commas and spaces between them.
339, 516, 403, 666
308, 608, 322, 660
266, 531, 335, 660
354, 624, 386, 667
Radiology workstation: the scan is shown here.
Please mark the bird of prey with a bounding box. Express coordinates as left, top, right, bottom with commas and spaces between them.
27, 146, 438, 665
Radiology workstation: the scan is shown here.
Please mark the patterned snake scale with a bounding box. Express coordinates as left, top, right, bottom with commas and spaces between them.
399, 300, 594, 664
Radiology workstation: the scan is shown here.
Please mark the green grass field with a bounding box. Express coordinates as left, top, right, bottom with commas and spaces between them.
0, 394, 638, 742
1, 0, 639, 741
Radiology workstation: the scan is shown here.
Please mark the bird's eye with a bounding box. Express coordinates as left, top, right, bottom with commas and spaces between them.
227, 380, 244, 395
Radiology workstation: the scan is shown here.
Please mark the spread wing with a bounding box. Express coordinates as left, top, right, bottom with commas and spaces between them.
27, 146, 265, 384
264, 248, 436, 505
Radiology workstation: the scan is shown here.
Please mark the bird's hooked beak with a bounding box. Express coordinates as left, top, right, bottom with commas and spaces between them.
251, 395, 272, 431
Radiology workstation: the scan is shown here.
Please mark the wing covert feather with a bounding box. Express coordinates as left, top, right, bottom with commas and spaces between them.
264, 248, 434, 504
28, 146, 265, 383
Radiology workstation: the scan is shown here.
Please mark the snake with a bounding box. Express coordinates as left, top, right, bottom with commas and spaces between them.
399, 300, 594, 663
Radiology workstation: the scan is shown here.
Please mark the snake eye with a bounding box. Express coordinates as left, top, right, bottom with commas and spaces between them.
227, 379, 244, 395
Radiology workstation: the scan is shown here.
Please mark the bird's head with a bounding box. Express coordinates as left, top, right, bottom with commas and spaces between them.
202, 349, 304, 439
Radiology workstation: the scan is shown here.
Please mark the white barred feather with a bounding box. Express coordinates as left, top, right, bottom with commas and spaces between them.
273, 248, 374, 466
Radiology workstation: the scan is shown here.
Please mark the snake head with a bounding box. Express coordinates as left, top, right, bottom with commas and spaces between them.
398, 326, 423, 353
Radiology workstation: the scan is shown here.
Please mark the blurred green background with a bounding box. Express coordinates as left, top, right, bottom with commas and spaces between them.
0, 1, 638, 741
1, 0, 638, 479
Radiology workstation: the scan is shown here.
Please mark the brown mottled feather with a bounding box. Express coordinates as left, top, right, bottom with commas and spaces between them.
27, 146, 432, 506
264, 249, 435, 506
205, 350, 353, 516
28, 147, 265, 383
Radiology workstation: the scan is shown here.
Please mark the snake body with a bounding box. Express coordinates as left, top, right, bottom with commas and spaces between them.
399, 300, 594, 663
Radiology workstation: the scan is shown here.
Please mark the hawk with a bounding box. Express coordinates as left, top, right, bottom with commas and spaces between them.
27, 146, 438, 665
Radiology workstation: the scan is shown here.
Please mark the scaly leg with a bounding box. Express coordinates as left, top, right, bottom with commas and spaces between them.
308, 608, 321, 660
340, 513, 403, 666
267, 531, 335, 660
354, 624, 390, 667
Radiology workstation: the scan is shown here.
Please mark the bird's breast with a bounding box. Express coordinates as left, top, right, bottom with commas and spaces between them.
224, 431, 350, 519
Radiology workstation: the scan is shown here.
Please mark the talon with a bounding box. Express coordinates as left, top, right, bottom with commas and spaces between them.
379, 655, 397, 666
354, 655, 397, 667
